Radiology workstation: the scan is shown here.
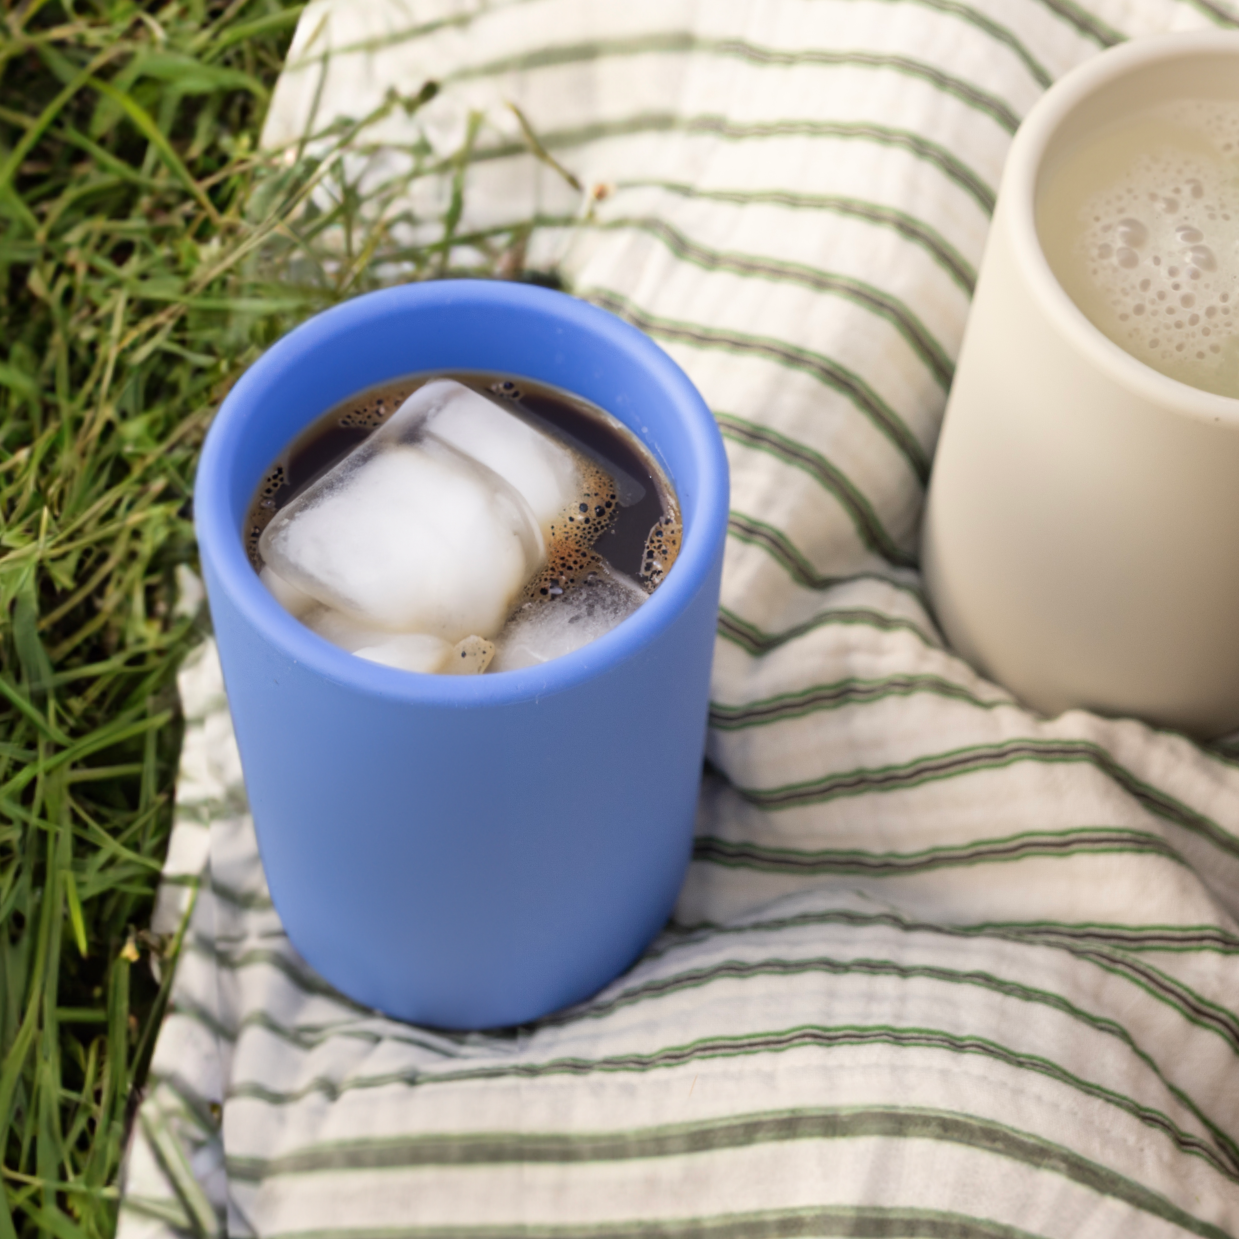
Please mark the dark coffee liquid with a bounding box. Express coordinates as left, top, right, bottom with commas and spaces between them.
245, 372, 680, 622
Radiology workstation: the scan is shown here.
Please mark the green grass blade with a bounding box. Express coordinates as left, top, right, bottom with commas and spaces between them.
85, 77, 222, 226
61, 870, 87, 959
0, 46, 121, 202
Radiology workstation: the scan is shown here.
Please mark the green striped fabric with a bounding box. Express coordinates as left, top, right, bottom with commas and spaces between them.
119, 1, 1239, 1235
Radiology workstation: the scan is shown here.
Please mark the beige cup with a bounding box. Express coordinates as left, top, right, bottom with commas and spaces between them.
922, 32, 1239, 739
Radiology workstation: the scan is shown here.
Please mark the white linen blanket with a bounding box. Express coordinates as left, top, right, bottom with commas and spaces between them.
120, 1, 1239, 1235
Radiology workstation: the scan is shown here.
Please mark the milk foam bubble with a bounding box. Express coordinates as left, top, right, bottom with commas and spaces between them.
1038, 98, 1239, 397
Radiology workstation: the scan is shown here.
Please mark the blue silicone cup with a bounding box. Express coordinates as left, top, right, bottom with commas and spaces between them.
194, 280, 729, 1028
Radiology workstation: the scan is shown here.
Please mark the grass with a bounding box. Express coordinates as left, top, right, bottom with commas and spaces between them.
0, 3, 561, 1233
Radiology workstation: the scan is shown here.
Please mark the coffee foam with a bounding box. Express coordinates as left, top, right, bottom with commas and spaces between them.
247, 463, 287, 565
1067, 99, 1239, 394
641, 515, 681, 589
523, 459, 620, 601
337, 392, 409, 430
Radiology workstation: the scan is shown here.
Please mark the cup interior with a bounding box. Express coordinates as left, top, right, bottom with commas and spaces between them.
1007, 33, 1239, 415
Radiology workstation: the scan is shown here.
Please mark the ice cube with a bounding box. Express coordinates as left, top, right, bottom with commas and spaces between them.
259, 563, 318, 620
354, 632, 452, 674
442, 634, 496, 675
381, 379, 581, 531
293, 599, 493, 675
303, 604, 404, 653
259, 436, 544, 642
490, 567, 647, 672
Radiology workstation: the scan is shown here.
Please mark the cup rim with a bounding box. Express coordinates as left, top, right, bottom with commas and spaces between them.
1005, 29, 1239, 427
195, 280, 730, 706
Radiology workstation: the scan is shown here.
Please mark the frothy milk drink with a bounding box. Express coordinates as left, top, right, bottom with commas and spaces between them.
1037, 98, 1239, 397
246, 373, 681, 675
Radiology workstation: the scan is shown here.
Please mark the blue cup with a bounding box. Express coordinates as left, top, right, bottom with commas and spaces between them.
195, 281, 729, 1028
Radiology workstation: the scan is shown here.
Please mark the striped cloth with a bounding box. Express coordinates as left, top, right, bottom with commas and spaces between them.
119, 1, 1239, 1235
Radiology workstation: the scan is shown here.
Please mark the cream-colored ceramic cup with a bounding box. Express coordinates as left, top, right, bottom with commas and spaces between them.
922, 32, 1239, 738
